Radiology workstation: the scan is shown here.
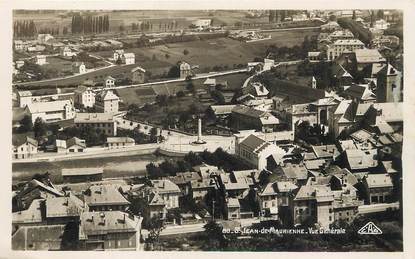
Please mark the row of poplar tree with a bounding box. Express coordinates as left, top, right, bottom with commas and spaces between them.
71, 14, 110, 34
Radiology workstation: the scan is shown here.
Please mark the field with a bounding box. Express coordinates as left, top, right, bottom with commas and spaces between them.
13, 10, 269, 35
116, 72, 249, 106
94, 28, 319, 75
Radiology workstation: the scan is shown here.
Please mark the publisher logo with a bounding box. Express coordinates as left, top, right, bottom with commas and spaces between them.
358, 222, 382, 235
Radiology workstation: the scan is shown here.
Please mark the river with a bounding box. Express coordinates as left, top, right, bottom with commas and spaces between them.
12, 153, 165, 184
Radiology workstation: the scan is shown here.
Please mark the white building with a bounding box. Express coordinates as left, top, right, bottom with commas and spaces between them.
72, 62, 86, 74
104, 76, 116, 88
37, 33, 54, 44
74, 85, 96, 108
113, 49, 125, 61
12, 136, 38, 159
374, 19, 390, 30
74, 113, 117, 136
327, 39, 365, 61
15, 60, 25, 69
180, 61, 192, 79
122, 53, 135, 65
263, 58, 275, 71
60, 46, 76, 57
36, 55, 47, 65
192, 19, 212, 29
106, 137, 135, 149
25, 100, 75, 123
131, 66, 146, 84
235, 134, 286, 171
17, 91, 33, 108
94, 90, 120, 113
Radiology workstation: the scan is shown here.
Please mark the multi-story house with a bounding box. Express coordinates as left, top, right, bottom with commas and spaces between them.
79, 211, 142, 251
74, 85, 96, 108
257, 181, 298, 221
235, 134, 286, 171
94, 90, 120, 113
327, 39, 365, 61
25, 99, 75, 124
83, 185, 130, 212
292, 185, 334, 229
74, 113, 117, 136
12, 136, 38, 159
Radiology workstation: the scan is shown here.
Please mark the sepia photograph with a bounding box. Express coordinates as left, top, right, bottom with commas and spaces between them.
10, 7, 405, 252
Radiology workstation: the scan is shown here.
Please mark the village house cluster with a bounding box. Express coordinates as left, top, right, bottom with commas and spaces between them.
12, 9, 403, 251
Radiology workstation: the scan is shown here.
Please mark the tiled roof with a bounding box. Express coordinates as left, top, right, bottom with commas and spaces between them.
239, 134, 266, 153
344, 149, 378, 170
304, 159, 326, 170
151, 179, 181, 194
226, 198, 240, 208
281, 163, 308, 180
74, 113, 114, 123
80, 211, 139, 236
84, 185, 130, 206
12, 199, 44, 224
66, 137, 86, 148
355, 48, 386, 63
26, 100, 72, 114
12, 224, 65, 250
46, 194, 86, 218
12, 135, 38, 147
210, 105, 236, 115
365, 174, 393, 188
312, 145, 340, 159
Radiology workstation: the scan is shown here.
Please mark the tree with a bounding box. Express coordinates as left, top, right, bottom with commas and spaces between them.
149, 127, 158, 143
19, 115, 33, 133
203, 220, 227, 249
146, 216, 165, 248
183, 49, 189, 55
33, 117, 47, 140
185, 77, 195, 93
167, 64, 180, 78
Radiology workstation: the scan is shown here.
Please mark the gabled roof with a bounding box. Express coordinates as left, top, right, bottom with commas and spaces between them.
343, 84, 376, 101
226, 198, 240, 208
74, 113, 114, 123
355, 48, 386, 64
45, 194, 86, 218
365, 174, 393, 188
260, 181, 297, 196
80, 211, 139, 236
343, 149, 378, 170
294, 185, 334, 202
210, 105, 236, 115
151, 179, 181, 194
12, 199, 44, 224
66, 137, 86, 148
12, 135, 38, 147
83, 185, 130, 206
12, 224, 66, 251
311, 145, 340, 159
18, 179, 64, 198
131, 66, 146, 73
26, 100, 72, 114
280, 163, 308, 180
304, 159, 326, 170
